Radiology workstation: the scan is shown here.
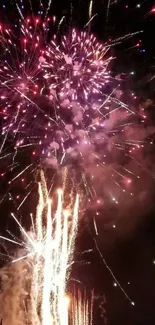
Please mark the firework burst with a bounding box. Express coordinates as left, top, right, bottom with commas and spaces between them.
0, 2, 153, 214
39, 29, 111, 101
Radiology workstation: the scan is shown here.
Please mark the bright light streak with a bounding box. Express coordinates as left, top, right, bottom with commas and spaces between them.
71, 287, 94, 325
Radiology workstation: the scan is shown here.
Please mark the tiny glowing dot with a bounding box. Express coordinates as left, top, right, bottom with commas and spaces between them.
151, 6, 155, 13
127, 178, 132, 184
63, 210, 70, 218
57, 188, 63, 195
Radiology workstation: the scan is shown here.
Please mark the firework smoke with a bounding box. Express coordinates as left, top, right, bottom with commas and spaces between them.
0, 259, 34, 325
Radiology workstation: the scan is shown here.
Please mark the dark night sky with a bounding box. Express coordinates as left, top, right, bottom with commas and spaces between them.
0, 0, 155, 324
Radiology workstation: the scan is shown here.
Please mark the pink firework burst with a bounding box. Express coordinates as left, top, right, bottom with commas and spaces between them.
39, 29, 112, 102
0, 16, 153, 210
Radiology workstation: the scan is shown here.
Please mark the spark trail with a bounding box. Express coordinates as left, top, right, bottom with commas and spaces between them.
71, 287, 94, 325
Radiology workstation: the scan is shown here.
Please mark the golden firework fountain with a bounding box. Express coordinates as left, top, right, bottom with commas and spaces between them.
0, 170, 93, 325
